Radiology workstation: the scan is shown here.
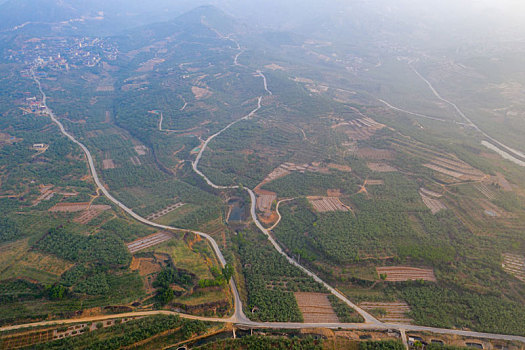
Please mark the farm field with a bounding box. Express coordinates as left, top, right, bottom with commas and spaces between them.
49, 203, 111, 213
307, 196, 350, 212
126, 232, 174, 253
367, 162, 397, 172
359, 302, 413, 324
419, 191, 447, 214
376, 266, 436, 282
294, 292, 339, 323
332, 117, 385, 140
255, 189, 277, 214
146, 202, 185, 221
502, 253, 525, 282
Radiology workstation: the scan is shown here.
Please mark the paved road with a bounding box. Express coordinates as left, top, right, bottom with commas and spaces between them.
2, 308, 525, 345
267, 198, 294, 231
411, 66, 525, 163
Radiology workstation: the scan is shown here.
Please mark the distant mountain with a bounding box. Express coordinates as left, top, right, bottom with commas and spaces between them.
0, 0, 213, 33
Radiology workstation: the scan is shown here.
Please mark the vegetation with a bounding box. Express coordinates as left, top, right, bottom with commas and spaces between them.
398, 284, 525, 336
327, 295, 364, 323
234, 229, 325, 322
196, 335, 323, 350
359, 340, 405, 350
28, 315, 209, 349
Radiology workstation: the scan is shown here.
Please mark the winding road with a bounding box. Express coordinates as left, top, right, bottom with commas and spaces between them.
22, 41, 525, 345
411, 66, 525, 164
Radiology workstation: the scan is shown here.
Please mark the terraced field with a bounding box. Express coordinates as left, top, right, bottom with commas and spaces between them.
502, 253, 525, 282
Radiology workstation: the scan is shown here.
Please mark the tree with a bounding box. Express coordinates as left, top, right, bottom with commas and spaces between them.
222, 264, 234, 281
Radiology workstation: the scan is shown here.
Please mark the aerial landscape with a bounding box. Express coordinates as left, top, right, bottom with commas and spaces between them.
0, 0, 525, 349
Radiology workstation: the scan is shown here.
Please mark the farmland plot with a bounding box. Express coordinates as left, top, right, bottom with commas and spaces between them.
376, 266, 436, 282
255, 190, 276, 214
49, 203, 111, 213
502, 253, 525, 282
419, 191, 446, 214
359, 301, 413, 324
332, 117, 385, 140
308, 196, 349, 212
102, 158, 116, 169
146, 202, 185, 221
294, 292, 339, 323
126, 232, 173, 253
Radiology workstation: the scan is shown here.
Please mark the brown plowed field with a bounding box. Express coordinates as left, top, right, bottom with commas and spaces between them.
376, 266, 436, 282
502, 253, 525, 282
367, 162, 397, 172
126, 232, 173, 253
308, 196, 349, 212
49, 203, 111, 213
294, 292, 339, 323
359, 302, 413, 324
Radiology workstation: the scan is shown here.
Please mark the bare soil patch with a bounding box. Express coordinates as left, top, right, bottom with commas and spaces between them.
265, 63, 285, 71
256, 192, 276, 214
359, 301, 412, 324
308, 196, 350, 212
192, 86, 212, 99
376, 266, 436, 282
102, 159, 116, 170
294, 292, 339, 323
130, 256, 163, 276
367, 162, 397, 172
